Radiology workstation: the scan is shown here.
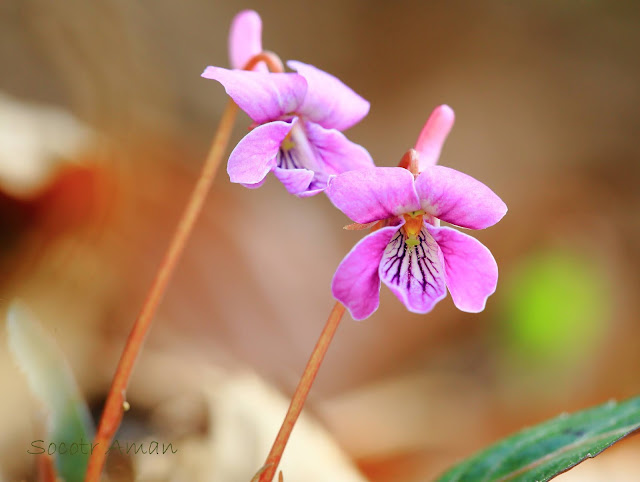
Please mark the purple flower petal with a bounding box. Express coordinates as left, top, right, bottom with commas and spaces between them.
379, 223, 447, 314
332, 226, 400, 320
326, 167, 421, 224
415, 166, 507, 229
272, 167, 315, 196
228, 10, 266, 71
297, 187, 325, 198
413, 105, 455, 169
272, 120, 373, 196
427, 225, 498, 312
304, 121, 374, 175
227, 121, 292, 185
239, 177, 268, 189
287, 60, 369, 131
202, 67, 307, 124
270, 118, 327, 195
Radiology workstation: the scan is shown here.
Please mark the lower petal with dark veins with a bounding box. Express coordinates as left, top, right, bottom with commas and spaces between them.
379, 225, 447, 313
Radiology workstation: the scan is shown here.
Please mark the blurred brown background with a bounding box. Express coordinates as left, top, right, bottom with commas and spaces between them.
1, 0, 639, 481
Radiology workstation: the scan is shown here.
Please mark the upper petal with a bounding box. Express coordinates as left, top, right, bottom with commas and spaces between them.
326, 167, 421, 224
287, 60, 369, 131
332, 226, 399, 320
201, 67, 307, 124
228, 10, 266, 71
227, 121, 292, 185
304, 121, 374, 175
379, 224, 447, 314
414, 165, 507, 229
427, 225, 498, 312
413, 105, 455, 170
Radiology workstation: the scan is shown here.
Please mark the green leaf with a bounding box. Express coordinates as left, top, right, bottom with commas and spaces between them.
6, 301, 94, 482
437, 396, 640, 482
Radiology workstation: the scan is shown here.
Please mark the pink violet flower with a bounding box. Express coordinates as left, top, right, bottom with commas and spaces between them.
202, 12, 373, 197
327, 110, 507, 320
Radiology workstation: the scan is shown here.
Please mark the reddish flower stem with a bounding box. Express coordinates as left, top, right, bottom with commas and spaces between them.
36, 454, 56, 482
84, 49, 285, 481
83, 98, 238, 482
258, 302, 346, 482
245, 50, 284, 73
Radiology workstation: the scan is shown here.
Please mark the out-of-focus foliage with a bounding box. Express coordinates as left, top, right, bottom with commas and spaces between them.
6, 302, 94, 482
500, 249, 610, 368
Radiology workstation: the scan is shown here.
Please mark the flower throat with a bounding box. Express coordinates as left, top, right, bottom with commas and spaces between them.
402, 211, 424, 248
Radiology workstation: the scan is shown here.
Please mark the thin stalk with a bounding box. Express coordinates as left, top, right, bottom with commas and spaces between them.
36, 454, 56, 482
245, 51, 284, 73
84, 99, 238, 482
258, 302, 346, 482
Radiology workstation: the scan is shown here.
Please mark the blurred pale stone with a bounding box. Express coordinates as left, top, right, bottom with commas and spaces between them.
0, 92, 93, 198
133, 371, 366, 482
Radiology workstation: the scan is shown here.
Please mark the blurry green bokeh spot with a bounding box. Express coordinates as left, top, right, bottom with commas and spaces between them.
501, 249, 610, 367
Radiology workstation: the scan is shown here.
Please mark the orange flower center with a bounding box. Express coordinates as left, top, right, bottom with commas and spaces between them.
402, 211, 424, 248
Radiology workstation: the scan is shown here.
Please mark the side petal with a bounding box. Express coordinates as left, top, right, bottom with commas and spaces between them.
227, 121, 292, 185
379, 224, 447, 314
415, 165, 507, 230
240, 178, 268, 190
296, 186, 325, 198
287, 60, 370, 131
272, 167, 315, 196
414, 105, 455, 169
228, 10, 266, 71
427, 225, 498, 312
326, 167, 421, 224
332, 226, 400, 320
304, 121, 374, 175
201, 67, 307, 124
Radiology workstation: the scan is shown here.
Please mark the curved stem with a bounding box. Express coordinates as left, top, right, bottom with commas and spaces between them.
258, 302, 346, 482
36, 454, 56, 482
84, 49, 285, 481
244, 51, 284, 73
83, 99, 238, 482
